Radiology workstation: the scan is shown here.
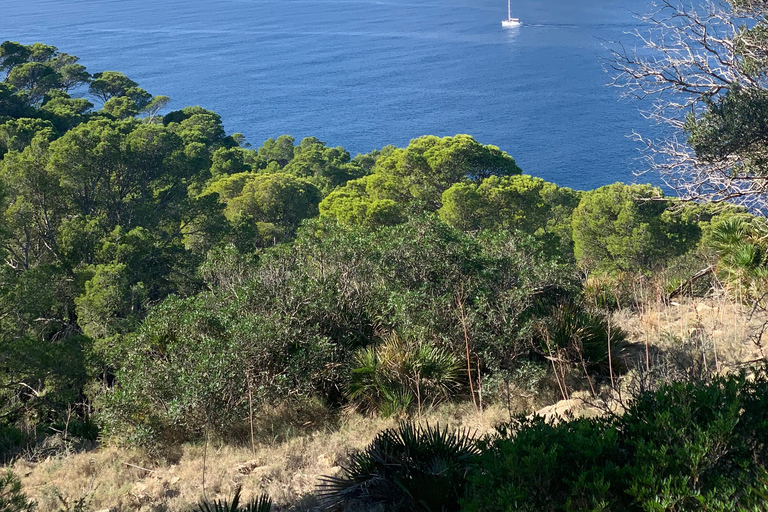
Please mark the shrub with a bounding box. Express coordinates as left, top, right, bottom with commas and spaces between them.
100, 294, 337, 449
572, 183, 700, 274
462, 367, 768, 512
0, 469, 35, 512
348, 332, 462, 416
322, 422, 479, 512
463, 417, 622, 512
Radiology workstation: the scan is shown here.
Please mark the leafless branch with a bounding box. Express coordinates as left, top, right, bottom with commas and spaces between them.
607, 0, 768, 212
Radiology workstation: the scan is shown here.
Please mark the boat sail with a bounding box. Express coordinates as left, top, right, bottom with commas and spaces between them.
502, 0, 520, 27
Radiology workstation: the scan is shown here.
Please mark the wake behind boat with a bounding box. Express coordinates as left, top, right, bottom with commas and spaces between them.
502, 0, 520, 27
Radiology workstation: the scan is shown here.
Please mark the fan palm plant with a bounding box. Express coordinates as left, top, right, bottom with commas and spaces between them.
320, 422, 479, 512
536, 299, 628, 392
348, 332, 461, 416
709, 216, 768, 302
191, 487, 272, 512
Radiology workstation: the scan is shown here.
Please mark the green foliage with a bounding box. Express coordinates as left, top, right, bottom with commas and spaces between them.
463, 368, 768, 512
319, 135, 521, 225
0, 42, 240, 446
88, 71, 139, 102
464, 417, 622, 512
102, 215, 568, 447
100, 294, 337, 447
439, 174, 581, 257
203, 171, 322, 245
257, 134, 295, 166
686, 86, 768, 161
533, 298, 628, 377
322, 422, 480, 512
0, 83, 29, 119
39, 92, 93, 132
0, 469, 35, 512
707, 214, 768, 301
319, 177, 405, 227
348, 332, 462, 416
281, 136, 366, 192
3, 38, 761, 466
0, 118, 55, 156
191, 487, 272, 512
74, 263, 145, 341
0, 42, 91, 108
0, 42, 33, 77
572, 183, 700, 274
7, 62, 62, 105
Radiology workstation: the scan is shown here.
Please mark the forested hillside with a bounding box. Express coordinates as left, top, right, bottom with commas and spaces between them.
2, 34, 768, 512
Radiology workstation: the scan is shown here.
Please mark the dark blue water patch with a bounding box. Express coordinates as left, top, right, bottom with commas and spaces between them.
1, 0, 671, 191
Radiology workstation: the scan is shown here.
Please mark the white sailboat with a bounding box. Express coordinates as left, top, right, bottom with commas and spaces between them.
502, 0, 520, 27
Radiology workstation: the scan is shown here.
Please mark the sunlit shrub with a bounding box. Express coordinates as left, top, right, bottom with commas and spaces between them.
348, 332, 462, 416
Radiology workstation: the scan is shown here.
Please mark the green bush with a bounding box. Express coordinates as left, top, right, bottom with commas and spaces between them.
348, 332, 462, 416
462, 368, 768, 512
464, 417, 622, 512
322, 422, 480, 512
572, 183, 700, 274
100, 294, 337, 448
0, 469, 35, 512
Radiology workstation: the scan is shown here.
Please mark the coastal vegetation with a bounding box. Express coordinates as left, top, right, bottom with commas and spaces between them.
2, 0, 768, 505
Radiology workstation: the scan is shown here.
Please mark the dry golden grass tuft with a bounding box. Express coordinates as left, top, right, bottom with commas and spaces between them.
615, 295, 768, 371
14, 403, 515, 512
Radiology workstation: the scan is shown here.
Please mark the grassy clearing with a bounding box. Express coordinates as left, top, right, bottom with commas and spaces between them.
14, 404, 518, 512
617, 295, 768, 371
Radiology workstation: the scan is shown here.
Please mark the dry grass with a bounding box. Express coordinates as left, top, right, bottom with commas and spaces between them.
614, 294, 768, 372
13, 403, 515, 512
13, 295, 767, 512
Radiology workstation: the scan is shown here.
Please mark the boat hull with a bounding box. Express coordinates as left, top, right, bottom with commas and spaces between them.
502, 18, 521, 27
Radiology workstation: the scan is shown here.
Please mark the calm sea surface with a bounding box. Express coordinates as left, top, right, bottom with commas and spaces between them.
1, 0, 662, 190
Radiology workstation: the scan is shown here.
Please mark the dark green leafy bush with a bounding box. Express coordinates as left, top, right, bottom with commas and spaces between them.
465, 417, 622, 512
322, 422, 480, 512
462, 367, 768, 512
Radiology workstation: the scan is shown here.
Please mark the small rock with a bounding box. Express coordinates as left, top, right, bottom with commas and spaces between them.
236, 459, 262, 474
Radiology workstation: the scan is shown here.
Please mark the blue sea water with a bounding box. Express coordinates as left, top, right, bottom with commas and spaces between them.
1, 0, 662, 190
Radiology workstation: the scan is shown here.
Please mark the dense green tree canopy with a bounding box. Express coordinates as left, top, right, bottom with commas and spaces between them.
0, 42, 91, 108
438, 174, 581, 256
320, 135, 521, 225
572, 183, 700, 273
